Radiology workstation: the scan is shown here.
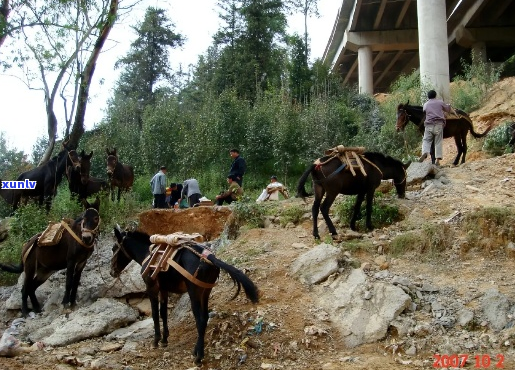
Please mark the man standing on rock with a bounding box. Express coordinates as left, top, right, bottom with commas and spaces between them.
418, 90, 456, 166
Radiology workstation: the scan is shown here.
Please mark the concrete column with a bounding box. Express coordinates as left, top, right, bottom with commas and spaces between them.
472, 41, 487, 64
358, 46, 373, 95
417, 0, 450, 101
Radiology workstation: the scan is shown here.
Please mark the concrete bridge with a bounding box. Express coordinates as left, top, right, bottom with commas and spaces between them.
323, 0, 515, 100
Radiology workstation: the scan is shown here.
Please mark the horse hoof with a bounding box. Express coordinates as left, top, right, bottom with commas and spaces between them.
159, 342, 168, 348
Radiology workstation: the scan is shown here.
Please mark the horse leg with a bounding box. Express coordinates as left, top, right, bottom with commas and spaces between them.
365, 190, 375, 231
320, 192, 338, 237
23, 267, 53, 316
62, 262, 76, 307
311, 185, 325, 239
159, 289, 169, 347
68, 261, 88, 307
190, 288, 211, 365
453, 136, 463, 165
117, 187, 121, 202
430, 141, 436, 164
460, 134, 467, 164
146, 280, 161, 348
350, 193, 365, 231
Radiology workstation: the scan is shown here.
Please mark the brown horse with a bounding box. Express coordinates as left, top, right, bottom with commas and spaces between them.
0, 198, 101, 316
111, 228, 259, 365
297, 153, 384, 239
105, 148, 134, 202
396, 102, 492, 165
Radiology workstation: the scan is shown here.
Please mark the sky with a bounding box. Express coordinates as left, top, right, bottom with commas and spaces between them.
0, 0, 341, 155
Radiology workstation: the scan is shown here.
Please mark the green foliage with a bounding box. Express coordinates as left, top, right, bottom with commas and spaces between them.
0, 132, 31, 181
451, 56, 502, 112
230, 200, 266, 229
333, 193, 402, 231
500, 53, 515, 78
279, 205, 305, 226
483, 121, 514, 155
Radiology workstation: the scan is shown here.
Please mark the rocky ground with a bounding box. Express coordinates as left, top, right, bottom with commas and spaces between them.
0, 79, 515, 370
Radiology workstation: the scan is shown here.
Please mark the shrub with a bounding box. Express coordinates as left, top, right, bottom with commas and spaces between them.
483, 122, 514, 156
389, 223, 454, 258
279, 205, 305, 227
462, 207, 515, 253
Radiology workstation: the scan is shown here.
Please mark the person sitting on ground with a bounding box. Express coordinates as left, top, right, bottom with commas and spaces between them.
215, 175, 243, 206
256, 175, 289, 203
181, 178, 202, 207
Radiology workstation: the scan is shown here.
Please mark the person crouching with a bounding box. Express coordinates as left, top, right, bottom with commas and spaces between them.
216, 175, 243, 205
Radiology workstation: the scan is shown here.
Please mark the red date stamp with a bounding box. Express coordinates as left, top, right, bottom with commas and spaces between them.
433, 354, 505, 368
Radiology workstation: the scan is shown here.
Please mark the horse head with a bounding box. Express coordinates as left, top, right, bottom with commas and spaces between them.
80, 197, 100, 245
110, 226, 131, 278
79, 150, 93, 185
396, 102, 410, 132
68, 150, 80, 171
106, 148, 118, 178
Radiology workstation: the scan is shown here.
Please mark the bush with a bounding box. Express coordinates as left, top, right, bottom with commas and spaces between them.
462, 207, 515, 253
389, 223, 454, 257
333, 193, 402, 231
483, 122, 514, 156
279, 205, 305, 227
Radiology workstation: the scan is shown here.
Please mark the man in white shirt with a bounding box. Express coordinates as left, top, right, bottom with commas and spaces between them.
256, 176, 289, 203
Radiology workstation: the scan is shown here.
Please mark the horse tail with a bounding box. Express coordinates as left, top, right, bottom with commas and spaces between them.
468, 118, 493, 138
296, 164, 315, 198
0, 262, 23, 274
206, 254, 259, 303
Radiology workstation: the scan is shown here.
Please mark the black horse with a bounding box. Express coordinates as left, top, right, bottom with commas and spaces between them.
110, 228, 259, 365
396, 102, 492, 165
66, 150, 94, 201
0, 198, 101, 316
362, 152, 407, 199
12, 145, 72, 212
297, 153, 384, 239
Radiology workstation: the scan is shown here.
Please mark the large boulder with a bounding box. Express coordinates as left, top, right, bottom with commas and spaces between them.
318, 268, 411, 347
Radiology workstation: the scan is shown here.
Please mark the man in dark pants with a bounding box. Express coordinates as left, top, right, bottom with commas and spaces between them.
150, 166, 167, 209
228, 148, 246, 187
167, 183, 183, 208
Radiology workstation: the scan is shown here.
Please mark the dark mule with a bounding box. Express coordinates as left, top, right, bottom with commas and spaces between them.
110, 228, 259, 365
66, 150, 94, 201
297, 154, 383, 239
362, 152, 407, 199
0, 198, 101, 316
396, 102, 492, 165
105, 148, 134, 202
12, 151, 67, 213
84, 177, 109, 198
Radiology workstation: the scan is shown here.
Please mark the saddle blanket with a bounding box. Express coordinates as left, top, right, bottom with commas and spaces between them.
38, 222, 65, 247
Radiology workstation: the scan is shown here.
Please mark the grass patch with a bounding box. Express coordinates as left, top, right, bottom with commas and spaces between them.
279, 205, 305, 227
462, 207, 515, 253
389, 223, 454, 258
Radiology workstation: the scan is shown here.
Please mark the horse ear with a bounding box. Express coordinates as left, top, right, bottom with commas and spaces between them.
93, 196, 100, 211
114, 226, 122, 241
106, 148, 110, 155
406, 100, 410, 106
80, 149, 85, 157
82, 199, 90, 210
113, 148, 117, 155
88, 151, 93, 158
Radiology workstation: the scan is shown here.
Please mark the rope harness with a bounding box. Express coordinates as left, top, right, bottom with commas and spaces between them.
313, 145, 383, 183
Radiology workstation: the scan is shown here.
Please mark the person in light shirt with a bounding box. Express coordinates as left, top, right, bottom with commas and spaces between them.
256, 175, 289, 203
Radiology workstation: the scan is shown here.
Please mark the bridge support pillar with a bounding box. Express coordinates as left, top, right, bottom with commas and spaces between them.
358, 46, 373, 95
417, 0, 450, 101
472, 42, 487, 64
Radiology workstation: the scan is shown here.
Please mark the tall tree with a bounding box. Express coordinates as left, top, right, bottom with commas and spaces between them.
114, 6, 184, 128
2, 0, 125, 162
287, 0, 319, 64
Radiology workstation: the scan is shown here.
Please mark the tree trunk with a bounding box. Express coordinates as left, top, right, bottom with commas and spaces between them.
38, 108, 58, 165
68, 0, 119, 149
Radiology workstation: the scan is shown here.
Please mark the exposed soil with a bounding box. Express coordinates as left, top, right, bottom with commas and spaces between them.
1, 78, 515, 370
